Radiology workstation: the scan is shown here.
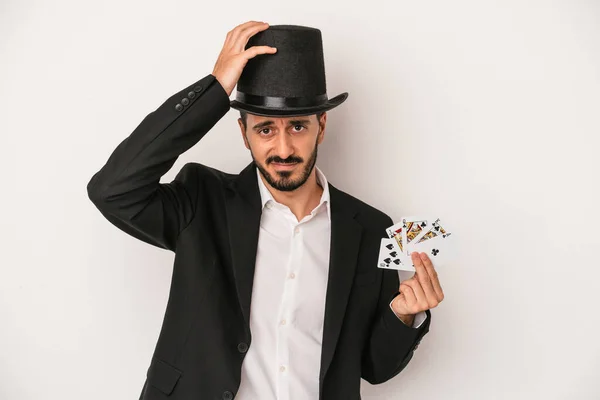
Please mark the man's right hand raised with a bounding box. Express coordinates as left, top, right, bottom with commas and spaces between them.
212, 21, 278, 97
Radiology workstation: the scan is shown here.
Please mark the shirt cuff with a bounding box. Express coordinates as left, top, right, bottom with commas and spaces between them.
388, 300, 428, 328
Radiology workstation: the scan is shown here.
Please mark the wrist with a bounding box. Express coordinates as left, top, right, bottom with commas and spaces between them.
397, 313, 415, 326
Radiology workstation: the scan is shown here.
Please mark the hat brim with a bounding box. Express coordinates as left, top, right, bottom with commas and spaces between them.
229, 92, 348, 117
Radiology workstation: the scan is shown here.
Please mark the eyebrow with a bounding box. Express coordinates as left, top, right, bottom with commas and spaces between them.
252, 119, 312, 130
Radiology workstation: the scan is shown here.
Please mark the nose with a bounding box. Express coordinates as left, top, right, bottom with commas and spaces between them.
273, 131, 295, 161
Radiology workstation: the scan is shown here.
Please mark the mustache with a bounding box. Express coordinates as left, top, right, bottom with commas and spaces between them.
268, 156, 303, 164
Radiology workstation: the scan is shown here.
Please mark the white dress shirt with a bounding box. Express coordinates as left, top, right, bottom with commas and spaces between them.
235, 166, 427, 399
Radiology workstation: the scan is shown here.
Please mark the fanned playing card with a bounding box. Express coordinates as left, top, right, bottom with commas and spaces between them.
385, 221, 406, 254
401, 217, 430, 256
386, 216, 429, 256
377, 237, 415, 271
405, 218, 453, 268
409, 218, 451, 248
407, 234, 453, 268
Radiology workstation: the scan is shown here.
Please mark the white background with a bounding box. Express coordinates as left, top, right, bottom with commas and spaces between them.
1, 0, 599, 399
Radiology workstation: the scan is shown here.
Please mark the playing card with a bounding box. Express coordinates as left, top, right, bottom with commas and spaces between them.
406, 233, 453, 268
377, 238, 415, 271
386, 216, 429, 256
409, 218, 452, 250
401, 217, 430, 256
385, 221, 405, 254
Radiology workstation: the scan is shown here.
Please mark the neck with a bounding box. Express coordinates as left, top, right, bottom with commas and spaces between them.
260, 169, 324, 222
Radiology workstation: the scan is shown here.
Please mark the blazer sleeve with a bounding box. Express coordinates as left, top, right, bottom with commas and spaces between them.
361, 218, 432, 384
86, 73, 230, 252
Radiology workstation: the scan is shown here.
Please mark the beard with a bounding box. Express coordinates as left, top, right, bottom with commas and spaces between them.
252, 139, 319, 192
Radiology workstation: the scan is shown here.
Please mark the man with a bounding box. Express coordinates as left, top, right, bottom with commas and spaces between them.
87, 21, 444, 400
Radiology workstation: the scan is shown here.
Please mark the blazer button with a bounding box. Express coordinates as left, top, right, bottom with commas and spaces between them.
175, 103, 183, 111
222, 391, 234, 400
181, 97, 189, 106
237, 342, 248, 353
188, 91, 195, 98
193, 85, 203, 93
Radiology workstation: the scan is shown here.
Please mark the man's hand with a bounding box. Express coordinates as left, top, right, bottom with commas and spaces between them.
391, 252, 444, 320
212, 20, 278, 96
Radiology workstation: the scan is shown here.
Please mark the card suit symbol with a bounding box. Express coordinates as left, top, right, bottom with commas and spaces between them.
386, 244, 394, 250
389, 251, 397, 257
384, 258, 391, 263
431, 248, 440, 256
379, 262, 387, 268
393, 259, 401, 265
420, 222, 426, 227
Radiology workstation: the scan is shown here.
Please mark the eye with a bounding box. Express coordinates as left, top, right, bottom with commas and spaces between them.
292, 125, 306, 132
260, 128, 272, 135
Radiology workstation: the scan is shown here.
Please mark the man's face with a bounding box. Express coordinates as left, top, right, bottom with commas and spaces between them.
238, 112, 326, 192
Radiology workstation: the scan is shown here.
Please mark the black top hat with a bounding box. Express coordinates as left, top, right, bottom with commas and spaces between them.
229, 24, 348, 117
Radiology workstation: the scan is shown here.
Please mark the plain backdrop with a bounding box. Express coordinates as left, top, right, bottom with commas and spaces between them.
1, 0, 599, 399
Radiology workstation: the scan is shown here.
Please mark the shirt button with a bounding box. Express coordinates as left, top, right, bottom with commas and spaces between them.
181, 97, 189, 106
294, 227, 300, 235
279, 365, 286, 372
237, 342, 248, 353
222, 391, 234, 400
266, 202, 272, 209
174, 103, 183, 111
289, 272, 295, 279
188, 91, 195, 98
280, 319, 286, 325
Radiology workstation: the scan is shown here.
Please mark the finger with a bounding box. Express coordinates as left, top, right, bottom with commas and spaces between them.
225, 21, 264, 50
418, 252, 444, 302
243, 45, 277, 60
402, 277, 428, 311
225, 21, 259, 44
231, 20, 265, 39
236, 21, 270, 52
411, 252, 438, 306
399, 282, 417, 310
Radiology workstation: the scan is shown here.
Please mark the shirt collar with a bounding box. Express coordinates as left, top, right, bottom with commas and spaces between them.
256, 165, 331, 222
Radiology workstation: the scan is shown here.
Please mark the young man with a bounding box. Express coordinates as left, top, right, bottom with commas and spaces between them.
87, 21, 443, 400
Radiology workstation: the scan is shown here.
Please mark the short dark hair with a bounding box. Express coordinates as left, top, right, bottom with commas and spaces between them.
239, 110, 325, 131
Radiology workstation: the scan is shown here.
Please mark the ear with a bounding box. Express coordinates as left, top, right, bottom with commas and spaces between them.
317, 112, 327, 145
238, 118, 251, 150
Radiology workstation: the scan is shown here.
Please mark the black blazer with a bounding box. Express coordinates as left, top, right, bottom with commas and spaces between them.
86, 73, 431, 400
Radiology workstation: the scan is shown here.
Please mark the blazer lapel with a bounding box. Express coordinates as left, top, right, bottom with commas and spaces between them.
319, 184, 363, 382
224, 161, 262, 329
